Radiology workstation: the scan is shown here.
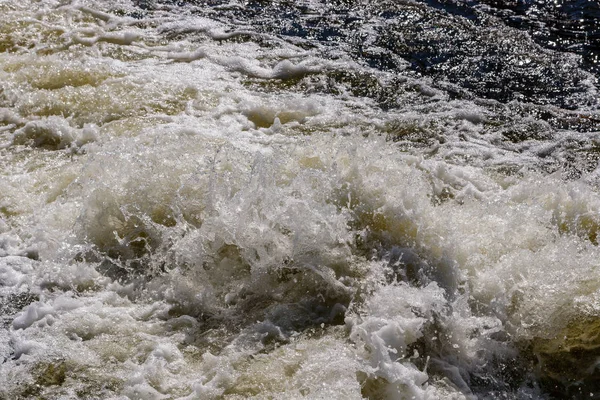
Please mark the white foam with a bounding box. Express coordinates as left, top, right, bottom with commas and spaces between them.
1, 0, 599, 398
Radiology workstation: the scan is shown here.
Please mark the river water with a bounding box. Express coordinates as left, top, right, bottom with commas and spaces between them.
1, 0, 599, 399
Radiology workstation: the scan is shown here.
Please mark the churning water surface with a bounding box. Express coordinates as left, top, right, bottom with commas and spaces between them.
1, 0, 600, 399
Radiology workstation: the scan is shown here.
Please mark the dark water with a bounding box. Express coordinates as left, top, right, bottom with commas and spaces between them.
475, 0, 600, 71
148, 0, 600, 119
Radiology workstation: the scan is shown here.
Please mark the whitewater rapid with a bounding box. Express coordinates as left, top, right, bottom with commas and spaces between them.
1, 0, 599, 399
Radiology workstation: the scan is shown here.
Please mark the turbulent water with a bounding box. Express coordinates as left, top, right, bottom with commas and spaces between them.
1, 0, 600, 398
